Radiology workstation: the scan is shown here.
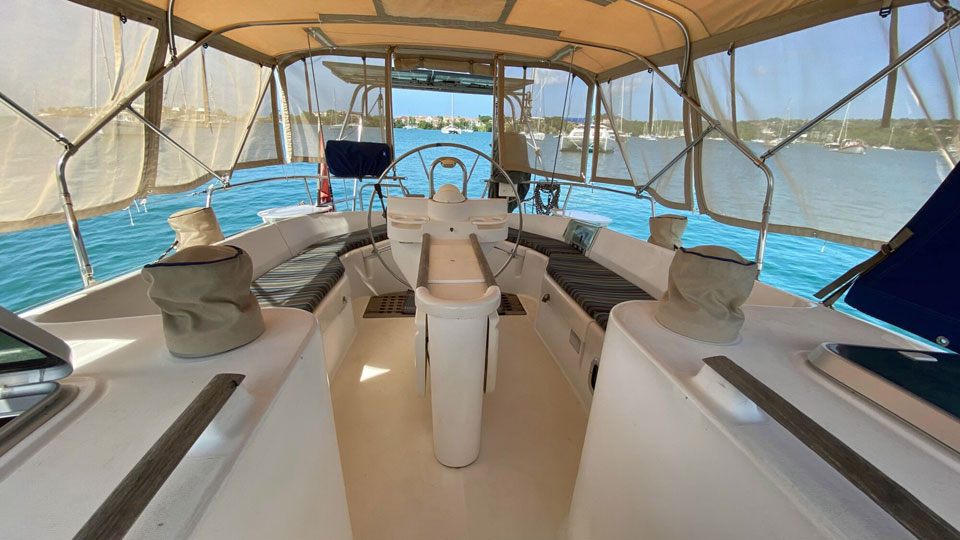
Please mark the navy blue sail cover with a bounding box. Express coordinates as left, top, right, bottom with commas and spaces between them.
324, 141, 392, 178
845, 162, 960, 351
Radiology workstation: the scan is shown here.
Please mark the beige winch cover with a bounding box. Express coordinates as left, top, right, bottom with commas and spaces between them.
142, 244, 265, 358
656, 245, 757, 343
167, 207, 225, 249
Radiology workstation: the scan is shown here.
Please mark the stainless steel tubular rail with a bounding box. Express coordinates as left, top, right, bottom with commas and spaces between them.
623, 0, 692, 92
203, 174, 408, 207
166, 0, 178, 58
357, 182, 406, 211
73, 373, 245, 540
0, 89, 73, 149
0, 89, 95, 286
205, 175, 319, 207
56, 151, 96, 286
125, 105, 227, 187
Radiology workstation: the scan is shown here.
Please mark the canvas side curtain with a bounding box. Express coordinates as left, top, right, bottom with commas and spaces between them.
153, 36, 277, 192
593, 65, 692, 210
692, 3, 959, 250
283, 55, 387, 164
501, 65, 591, 183
0, 0, 156, 232
0, 0, 282, 233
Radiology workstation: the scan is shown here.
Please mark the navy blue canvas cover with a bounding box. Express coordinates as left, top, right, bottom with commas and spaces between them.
324, 141, 392, 178
845, 162, 960, 351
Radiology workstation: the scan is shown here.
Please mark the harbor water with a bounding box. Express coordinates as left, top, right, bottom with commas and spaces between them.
0, 129, 949, 342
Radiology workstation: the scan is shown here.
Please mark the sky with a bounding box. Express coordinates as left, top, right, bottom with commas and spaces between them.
392, 89, 492, 119
1, 1, 957, 122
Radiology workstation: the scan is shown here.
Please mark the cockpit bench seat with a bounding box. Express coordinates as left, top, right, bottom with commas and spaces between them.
546, 252, 654, 329
507, 228, 654, 329
252, 225, 387, 312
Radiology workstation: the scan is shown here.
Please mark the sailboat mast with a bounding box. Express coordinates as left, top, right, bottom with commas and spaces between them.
647, 75, 654, 137
619, 79, 625, 133
838, 104, 850, 143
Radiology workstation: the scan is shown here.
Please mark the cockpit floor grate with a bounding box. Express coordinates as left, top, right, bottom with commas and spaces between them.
363, 291, 526, 318
499, 292, 527, 316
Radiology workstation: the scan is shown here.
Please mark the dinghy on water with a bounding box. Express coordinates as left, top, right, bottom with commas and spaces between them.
1, 1, 960, 539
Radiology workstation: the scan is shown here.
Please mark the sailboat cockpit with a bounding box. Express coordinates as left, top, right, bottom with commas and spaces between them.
1, 1, 960, 538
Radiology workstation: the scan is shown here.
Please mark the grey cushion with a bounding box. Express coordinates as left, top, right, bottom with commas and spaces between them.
252, 225, 387, 312
546, 252, 654, 329
507, 228, 582, 256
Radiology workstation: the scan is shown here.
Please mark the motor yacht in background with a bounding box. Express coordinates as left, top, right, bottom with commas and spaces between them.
1, 1, 959, 539
561, 124, 615, 152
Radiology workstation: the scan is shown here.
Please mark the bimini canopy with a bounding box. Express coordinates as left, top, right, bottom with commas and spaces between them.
83, 0, 926, 77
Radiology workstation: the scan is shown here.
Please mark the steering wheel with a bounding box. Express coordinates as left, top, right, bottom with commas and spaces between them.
366, 142, 524, 288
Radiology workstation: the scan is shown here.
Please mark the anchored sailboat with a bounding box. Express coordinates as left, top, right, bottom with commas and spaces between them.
440, 94, 461, 134
824, 104, 866, 154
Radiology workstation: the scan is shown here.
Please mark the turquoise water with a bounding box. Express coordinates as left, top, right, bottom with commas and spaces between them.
0, 129, 929, 341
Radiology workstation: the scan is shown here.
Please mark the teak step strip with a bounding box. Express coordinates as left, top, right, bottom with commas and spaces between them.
73, 373, 246, 540
702, 356, 960, 540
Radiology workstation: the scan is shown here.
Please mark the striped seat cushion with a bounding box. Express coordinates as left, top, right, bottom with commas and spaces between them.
507, 228, 582, 256
335, 225, 389, 255
547, 252, 654, 329
253, 225, 388, 312
252, 244, 344, 312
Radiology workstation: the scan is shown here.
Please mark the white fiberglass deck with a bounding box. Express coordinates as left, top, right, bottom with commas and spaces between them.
331, 295, 587, 539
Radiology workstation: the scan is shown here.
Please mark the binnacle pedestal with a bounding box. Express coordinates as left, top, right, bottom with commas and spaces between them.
388, 184, 506, 467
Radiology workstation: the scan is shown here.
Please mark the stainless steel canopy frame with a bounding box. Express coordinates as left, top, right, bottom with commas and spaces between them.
19, 0, 958, 286
123, 106, 228, 187
0, 90, 93, 287
50, 19, 316, 287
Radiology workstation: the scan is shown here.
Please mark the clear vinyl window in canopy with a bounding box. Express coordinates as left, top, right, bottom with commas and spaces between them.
595, 65, 690, 209
502, 65, 591, 183
694, 4, 959, 249
284, 55, 387, 165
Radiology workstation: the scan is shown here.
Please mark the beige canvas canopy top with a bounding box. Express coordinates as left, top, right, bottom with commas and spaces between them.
91, 0, 921, 78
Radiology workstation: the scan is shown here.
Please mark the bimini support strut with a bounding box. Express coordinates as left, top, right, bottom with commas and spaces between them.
124, 105, 228, 187
48, 19, 316, 287
623, 0, 692, 92
56, 149, 95, 287
0, 89, 94, 287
